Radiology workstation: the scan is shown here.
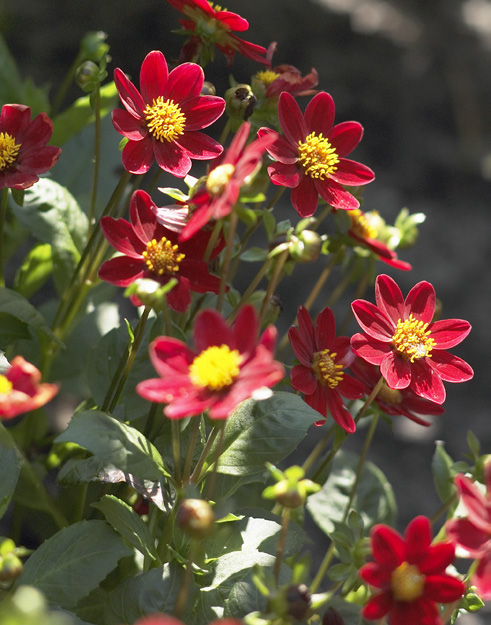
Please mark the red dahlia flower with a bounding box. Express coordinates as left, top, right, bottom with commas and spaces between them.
446, 461, 491, 599
98, 189, 222, 312
112, 50, 224, 176
136, 305, 284, 419
359, 516, 465, 625
166, 0, 267, 65
0, 356, 59, 420
351, 274, 473, 404
288, 306, 365, 432
257, 92, 375, 217
0, 104, 61, 190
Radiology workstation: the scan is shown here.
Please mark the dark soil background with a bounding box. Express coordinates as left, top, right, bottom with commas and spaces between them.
2, 0, 490, 622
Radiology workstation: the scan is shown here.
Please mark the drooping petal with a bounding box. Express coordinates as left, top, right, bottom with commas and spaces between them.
326, 388, 356, 433
140, 50, 168, 104
278, 92, 307, 145
404, 280, 436, 323
430, 319, 472, 349
304, 91, 335, 136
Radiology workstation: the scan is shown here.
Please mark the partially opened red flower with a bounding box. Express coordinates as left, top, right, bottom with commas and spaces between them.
98, 189, 222, 312
137, 305, 284, 419
351, 274, 473, 404
257, 92, 375, 217
0, 104, 61, 190
0, 356, 59, 420
359, 516, 465, 625
112, 50, 224, 176
288, 306, 365, 432
446, 461, 491, 599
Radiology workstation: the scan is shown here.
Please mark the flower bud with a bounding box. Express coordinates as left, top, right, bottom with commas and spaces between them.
285, 584, 311, 620
75, 61, 104, 92
323, 607, 345, 625
0, 552, 23, 582
225, 84, 257, 121
177, 498, 214, 539
201, 81, 216, 96
289, 231, 322, 263
273, 480, 306, 508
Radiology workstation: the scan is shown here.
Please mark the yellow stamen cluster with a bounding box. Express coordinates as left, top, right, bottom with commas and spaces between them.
255, 70, 280, 87
208, 2, 227, 11
312, 349, 344, 389
377, 382, 403, 405
392, 314, 434, 362
298, 132, 339, 180
144, 97, 186, 143
206, 163, 235, 196
0, 374, 13, 395
142, 238, 185, 275
349, 209, 377, 239
0, 132, 21, 171
391, 562, 425, 602
189, 345, 242, 390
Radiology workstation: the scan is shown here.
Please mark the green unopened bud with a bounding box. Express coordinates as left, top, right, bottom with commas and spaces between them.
286, 584, 312, 620
323, 606, 345, 625
289, 230, 322, 263
263, 464, 320, 508
0, 552, 23, 582
177, 498, 214, 539
124, 277, 177, 312
75, 61, 106, 92
201, 81, 216, 96
225, 84, 257, 121
80, 31, 109, 62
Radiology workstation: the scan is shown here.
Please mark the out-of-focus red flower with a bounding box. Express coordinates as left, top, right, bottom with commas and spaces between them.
446, 461, 491, 599
98, 189, 222, 312
288, 306, 365, 432
0, 356, 59, 420
257, 92, 375, 217
0, 104, 61, 190
166, 0, 267, 65
359, 516, 465, 625
137, 305, 284, 419
133, 614, 242, 625
112, 50, 224, 176
351, 274, 473, 405
255, 42, 318, 99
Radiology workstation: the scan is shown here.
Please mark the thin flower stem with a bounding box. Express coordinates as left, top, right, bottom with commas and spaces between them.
228, 216, 263, 282
218, 118, 231, 147
353, 375, 384, 422
430, 493, 457, 525
0, 187, 9, 287
143, 402, 160, 439
87, 84, 101, 238
274, 507, 290, 582
325, 264, 357, 308
189, 423, 222, 485
158, 496, 180, 563
265, 185, 286, 210
182, 417, 201, 486
205, 420, 226, 500
227, 256, 272, 323
172, 420, 182, 484
203, 220, 222, 263
310, 205, 333, 231
50, 53, 83, 117
310, 543, 335, 593
302, 424, 336, 474
217, 209, 239, 312
259, 248, 289, 325
174, 539, 198, 618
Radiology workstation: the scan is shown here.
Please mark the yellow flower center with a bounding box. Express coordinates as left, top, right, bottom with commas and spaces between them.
377, 381, 403, 405
312, 349, 344, 389
189, 344, 242, 390
349, 209, 377, 239
208, 2, 226, 10
392, 314, 434, 363
144, 97, 186, 143
298, 132, 339, 180
391, 562, 425, 602
0, 374, 13, 395
206, 163, 236, 196
255, 70, 280, 87
142, 238, 185, 275
0, 132, 21, 171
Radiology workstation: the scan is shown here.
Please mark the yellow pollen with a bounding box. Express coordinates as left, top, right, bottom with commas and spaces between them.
377, 382, 403, 405
144, 97, 186, 143
0, 374, 13, 395
392, 314, 434, 363
298, 132, 339, 179
349, 209, 377, 239
142, 238, 185, 275
391, 562, 425, 602
208, 2, 227, 10
189, 344, 242, 391
312, 349, 344, 389
206, 163, 235, 196
255, 70, 280, 87
0, 132, 21, 171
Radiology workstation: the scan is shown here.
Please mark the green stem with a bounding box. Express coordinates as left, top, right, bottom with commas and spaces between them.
259, 248, 289, 325
302, 424, 336, 474
265, 185, 286, 210
50, 52, 83, 117
205, 421, 226, 500
218, 118, 231, 147
172, 420, 182, 485
174, 539, 198, 618
310, 205, 333, 231
182, 417, 201, 486
203, 220, 222, 263
87, 85, 101, 238
157, 496, 180, 563
310, 543, 335, 593
0, 187, 9, 287
189, 423, 222, 485
274, 507, 290, 582
228, 216, 263, 283
216, 209, 239, 312
227, 256, 272, 323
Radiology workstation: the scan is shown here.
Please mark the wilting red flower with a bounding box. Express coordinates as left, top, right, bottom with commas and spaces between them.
446, 461, 491, 599
288, 306, 365, 432
257, 92, 375, 217
0, 356, 59, 420
112, 50, 224, 176
351, 274, 473, 404
133, 614, 242, 625
98, 189, 223, 312
137, 305, 284, 419
359, 516, 465, 625
0, 104, 61, 190
178, 121, 274, 240
166, 0, 267, 65
349, 357, 444, 426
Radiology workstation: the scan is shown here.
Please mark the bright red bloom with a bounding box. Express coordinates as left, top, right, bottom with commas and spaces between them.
178, 121, 274, 240
351, 274, 473, 404
133, 614, 241, 625
98, 189, 222, 312
112, 50, 224, 176
257, 92, 375, 217
166, 0, 267, 65
446, 461, 491, 599
136, 305, 284, 419
359, 516, 465, 625
288, 306, 365, 432
0, 356, 59, 420
0, 104, 61, 190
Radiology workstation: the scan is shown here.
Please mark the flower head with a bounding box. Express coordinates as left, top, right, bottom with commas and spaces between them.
136, 305, 284, 419
0, 356, 59, 420
351, 274, 473, 404
0, 104, 61, 190
288, 306, 365, 432
359, 516, 465, 625
112, 50, 225, 176
98, 189, 223, 312
257, 92, 375, 217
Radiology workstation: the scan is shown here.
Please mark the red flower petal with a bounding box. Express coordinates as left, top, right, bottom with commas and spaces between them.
289, 326, 314, 367
375, 274, 405, 323
304, 91, 335, 136
112, 109, 147, 141
314, 306, 336, 350
418, 541, 457, 575
259, 128, 298, 164
121, 137, 154, 174
278, 92, 307, 145
337, 372, 366, 400
424, 574, 464, 603
404, 515, 432, 563
328, 120, 363, 157
454, 473, 490, 531
291, 174, 319, 217
268, 162, 301, 188
350, 333, 392, 365
182, 95, 225, 131
326, 388, 356, 433
410, 358, 446, 404
114, 68, 145, 117
98, 255, 144, 286
380, 352, 411, 389
100, 216, 145, 257
328, 158, 375, 186
473, 553, 491, 599
351, 300, 395, 341
165, 62, 204, 102
446, 517, 489, 556
371, 524, 405, 568
361, 591, 392, 620
232, 304, 259, 354
304, 384, 328, 417
428, 351, 474, 383
314, 176, 360, 210
154, 139, 190, 177
176, 131, 223, 160
404, 280, 435, 323
193, 308, 233, 352
359, 562, 392, 587
291, 365, 318, 395
129, 190, 159, 243
140, 51, 168, 104
430, 319, 472, 349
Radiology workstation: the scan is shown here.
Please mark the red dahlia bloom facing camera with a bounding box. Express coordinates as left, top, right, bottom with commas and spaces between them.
136, 305, 284, 420
351, 274, 473, 404
257, 91, 375, 217
0, 104, 61, 190
112, 50, 225, 176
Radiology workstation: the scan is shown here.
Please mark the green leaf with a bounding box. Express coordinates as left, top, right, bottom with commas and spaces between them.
223, 581, 267, 619
14, 243, 53, 299
240, 247, 268, 262
16, 520, 132, 610
0, 423, 20, 520
432, 441, 455, 502
56, 410, 168, 480
0, 312, 31, 344
0, 287, 58, 344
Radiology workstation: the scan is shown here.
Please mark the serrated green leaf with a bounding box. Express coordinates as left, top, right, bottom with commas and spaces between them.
0, 287, 58, 343
0, 423, 20, 520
